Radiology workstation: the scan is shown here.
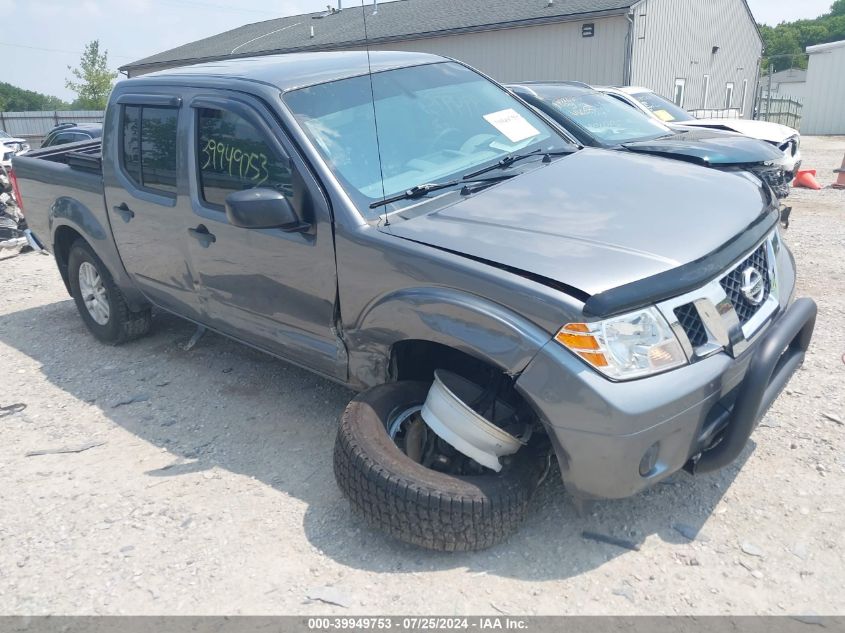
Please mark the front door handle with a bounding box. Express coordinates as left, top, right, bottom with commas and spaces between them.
113, 203, 135, 223
188, 224, 216, 248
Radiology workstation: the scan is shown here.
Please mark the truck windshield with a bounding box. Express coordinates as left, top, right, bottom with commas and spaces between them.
542, 90, 671, 145
283, 62, 569, 218
630, 91, 695, 123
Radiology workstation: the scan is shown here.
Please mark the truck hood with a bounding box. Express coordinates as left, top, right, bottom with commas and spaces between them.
386, 148, 769, 297
622, 127, 783, 165
679, 119, 798, 144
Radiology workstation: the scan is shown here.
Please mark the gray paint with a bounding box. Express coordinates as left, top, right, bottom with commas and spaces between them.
14, 52, 808, 500
801, 40, 845, 135
630, 0, 763, 118
385, 148, 770, 295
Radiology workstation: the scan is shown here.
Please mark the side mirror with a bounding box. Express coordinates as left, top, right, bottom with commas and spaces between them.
224, 188, 308, 232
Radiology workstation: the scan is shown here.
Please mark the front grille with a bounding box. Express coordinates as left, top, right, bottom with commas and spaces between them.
675, 303, 708, 348
720, 243, 771, 325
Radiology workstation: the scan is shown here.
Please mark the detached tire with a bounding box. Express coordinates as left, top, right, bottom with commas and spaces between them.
334, 381, 546, 551
68, 239, 152, 345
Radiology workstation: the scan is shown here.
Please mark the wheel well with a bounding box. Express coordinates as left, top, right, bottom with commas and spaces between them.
390, 340, 499, 384
389, 339, 544, 435
53, 225, 84, 293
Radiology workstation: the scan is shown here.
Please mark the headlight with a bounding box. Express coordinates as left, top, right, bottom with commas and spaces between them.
555, 307, 688, 380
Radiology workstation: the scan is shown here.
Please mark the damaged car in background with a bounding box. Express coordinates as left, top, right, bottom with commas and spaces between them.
509, 81, 793, 200
1, 129, 30, 169
13, 52, 817, 551
597, 85, 802, 194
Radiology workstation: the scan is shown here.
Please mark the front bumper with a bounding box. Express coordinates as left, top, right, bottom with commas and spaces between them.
516, 298, 816, 500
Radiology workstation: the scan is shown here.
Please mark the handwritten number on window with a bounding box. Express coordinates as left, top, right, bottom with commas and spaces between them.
202, 138, 269, 185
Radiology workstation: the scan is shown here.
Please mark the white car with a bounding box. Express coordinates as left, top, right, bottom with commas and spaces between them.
596, 86, 802, 178
0, 130, 31, 168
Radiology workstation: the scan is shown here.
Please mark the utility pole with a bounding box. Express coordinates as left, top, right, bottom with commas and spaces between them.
766, 62, 773, 121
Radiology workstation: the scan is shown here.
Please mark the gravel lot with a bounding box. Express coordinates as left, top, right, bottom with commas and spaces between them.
1, 137, 843, 616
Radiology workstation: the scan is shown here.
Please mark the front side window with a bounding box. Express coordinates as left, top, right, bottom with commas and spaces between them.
541, 90, 671, 145
284, 62, 566, 218
197, 108, 293, 208
121, 105, 178, 194
632, 90, 695, 123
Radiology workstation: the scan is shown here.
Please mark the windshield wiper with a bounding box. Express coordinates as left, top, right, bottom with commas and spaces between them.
462, 148, 575, 180
369, 174, 515, 210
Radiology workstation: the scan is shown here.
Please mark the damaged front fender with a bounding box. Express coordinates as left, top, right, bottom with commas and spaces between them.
345, 285, 552, 389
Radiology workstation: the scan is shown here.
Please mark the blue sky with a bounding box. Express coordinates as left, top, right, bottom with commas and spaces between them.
0, 0, 835, 102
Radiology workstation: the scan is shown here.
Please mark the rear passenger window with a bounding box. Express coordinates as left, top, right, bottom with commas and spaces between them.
121, 105, 178, 195
197, 107, 292, 208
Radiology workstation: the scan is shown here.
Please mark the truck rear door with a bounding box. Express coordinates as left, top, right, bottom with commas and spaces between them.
103, 92, 203, 321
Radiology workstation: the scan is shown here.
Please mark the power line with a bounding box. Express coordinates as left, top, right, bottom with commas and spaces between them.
0, 41, 134, 59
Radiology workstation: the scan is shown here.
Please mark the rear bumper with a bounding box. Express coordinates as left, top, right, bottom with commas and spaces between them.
515, 298, 816, 500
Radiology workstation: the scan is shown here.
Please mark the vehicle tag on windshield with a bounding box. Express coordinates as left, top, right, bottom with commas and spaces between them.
483, 109, 540, 143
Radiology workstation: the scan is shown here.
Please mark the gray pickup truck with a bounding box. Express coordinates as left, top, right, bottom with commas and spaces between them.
13, 51, 817, 552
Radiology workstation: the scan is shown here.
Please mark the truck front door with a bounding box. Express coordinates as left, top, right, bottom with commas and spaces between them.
103, 92, 203, 321
185, 93, 342, 379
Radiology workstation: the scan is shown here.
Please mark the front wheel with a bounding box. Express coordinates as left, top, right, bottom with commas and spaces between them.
333, 381, 547, 551
67, 239, 151, 345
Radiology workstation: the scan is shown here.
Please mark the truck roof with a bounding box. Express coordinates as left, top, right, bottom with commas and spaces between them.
136, 50, 447, 92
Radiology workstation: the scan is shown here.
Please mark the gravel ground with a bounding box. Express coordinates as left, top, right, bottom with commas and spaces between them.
0, 137, 843, 616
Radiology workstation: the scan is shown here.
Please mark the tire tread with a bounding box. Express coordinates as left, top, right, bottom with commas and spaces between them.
333, 382, 545, 552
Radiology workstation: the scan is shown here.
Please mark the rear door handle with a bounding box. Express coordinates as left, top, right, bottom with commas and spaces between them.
113, 203, 135, 223
188, 224, 216, 248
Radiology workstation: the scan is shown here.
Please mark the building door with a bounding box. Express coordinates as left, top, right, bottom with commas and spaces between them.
673, 79, 686, 107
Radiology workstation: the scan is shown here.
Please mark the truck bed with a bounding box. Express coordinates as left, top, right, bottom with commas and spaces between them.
12, 138, 105, 253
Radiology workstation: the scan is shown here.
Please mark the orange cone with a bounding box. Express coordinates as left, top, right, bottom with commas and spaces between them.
833, 154, 845, 190
793, 169, 822, 190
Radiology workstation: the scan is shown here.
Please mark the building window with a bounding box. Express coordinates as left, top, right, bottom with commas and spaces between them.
121, 104, 178, 195
702, 74, 710, 109
725, 82, 735, 109
740, 79, 749, 116
673, 78, 686, 107
581, 23, 595, 37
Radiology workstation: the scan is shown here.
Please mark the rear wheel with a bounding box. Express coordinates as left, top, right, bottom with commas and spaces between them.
333, 381, 547, 551
67, 239, 151, 344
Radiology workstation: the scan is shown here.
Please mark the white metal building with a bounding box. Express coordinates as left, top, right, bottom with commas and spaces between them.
766, 68, 808, 100
122, 0, 763, 118
801, 40, 845, 135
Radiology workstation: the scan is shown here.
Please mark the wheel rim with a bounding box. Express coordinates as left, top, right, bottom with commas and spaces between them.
386, 402, 491, 475
78, 261, 110, 325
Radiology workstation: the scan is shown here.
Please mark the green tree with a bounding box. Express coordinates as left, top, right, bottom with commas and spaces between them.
65, 40, 117, 110
760, 1, 845, 72
0, 82, 69, 112
760, 24, 806, 71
